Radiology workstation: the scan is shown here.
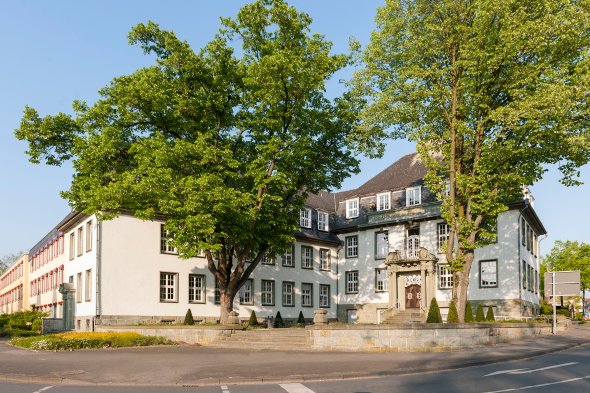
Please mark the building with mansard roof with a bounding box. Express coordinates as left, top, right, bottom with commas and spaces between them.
0, 153, 545, 328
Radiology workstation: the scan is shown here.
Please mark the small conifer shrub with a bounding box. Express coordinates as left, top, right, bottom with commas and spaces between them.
446, 301, 459, 323
248, 310, 258, 327
426, 297, 443, 323
475, 304, 485, 322
464, 302, 475, 323
486, 306, 495, 322
184, 309, 194, 325
297, 311, 305, 324
273, 311, 284, 328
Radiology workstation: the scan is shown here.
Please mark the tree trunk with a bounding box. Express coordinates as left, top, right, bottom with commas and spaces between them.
455, 250, 475, 322
219, 290, 236, 325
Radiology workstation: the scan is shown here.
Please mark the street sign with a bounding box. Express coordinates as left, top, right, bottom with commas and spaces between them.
544, 271, 581, 298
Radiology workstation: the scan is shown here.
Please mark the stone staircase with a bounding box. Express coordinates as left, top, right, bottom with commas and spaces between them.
382, 309, 426, 324
210, 328, 310, 351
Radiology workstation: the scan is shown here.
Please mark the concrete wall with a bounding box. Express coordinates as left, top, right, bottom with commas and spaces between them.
95, 325, 232, 345
307, 323, 553, 352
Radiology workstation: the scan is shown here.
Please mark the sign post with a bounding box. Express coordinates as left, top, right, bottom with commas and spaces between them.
544, 270, 581, 335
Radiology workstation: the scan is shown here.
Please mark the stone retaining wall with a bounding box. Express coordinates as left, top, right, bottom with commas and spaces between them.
306, 323, 553, 352
95, 325, 233, 345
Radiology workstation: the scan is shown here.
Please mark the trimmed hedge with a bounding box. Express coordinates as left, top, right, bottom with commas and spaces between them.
486, 306, 495, 322
11, 332, 175, 351
426, 298, 443, 323
464, 302, 475, 323
0, 310, 45, 338
297, 311, 305, 324
248, 310, 259, 327
475, 304, 485, 322
184, 309, 194, 325
273, 311, 284, 328
446, 301, 459, 323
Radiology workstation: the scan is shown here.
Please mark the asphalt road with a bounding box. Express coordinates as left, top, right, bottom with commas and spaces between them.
1, 343, 588, 393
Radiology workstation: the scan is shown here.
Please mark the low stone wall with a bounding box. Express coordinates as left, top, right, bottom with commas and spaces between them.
41, 318, 65, 334
306, 323, 553, 352
95, 325, 233, 345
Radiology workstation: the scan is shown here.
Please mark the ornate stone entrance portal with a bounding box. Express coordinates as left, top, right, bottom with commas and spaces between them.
385, 248, 437, 313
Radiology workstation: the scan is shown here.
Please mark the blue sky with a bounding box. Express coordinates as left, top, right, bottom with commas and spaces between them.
0, 0, 587, 258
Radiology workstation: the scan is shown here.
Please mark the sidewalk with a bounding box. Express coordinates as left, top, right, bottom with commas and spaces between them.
0, 324, 588, 387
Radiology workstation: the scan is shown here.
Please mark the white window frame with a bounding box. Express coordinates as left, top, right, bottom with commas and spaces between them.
160, 272, 178, 302
318, 211, 329, 231
239, 279, 254, 305
282, 281, 294, 307
214, 281, 220, 304
375, 268, 388, 292
319, 284, 330, 308
301, 246, 313, 269
85, 220, 92, 252
406, 186, 421, 206
261, 280, 275, 306
160, 224, 177, 254
262, 249, 275, 265
84, 269, 91, 302
319, 248, 331, 271
188, 274, 206, 304
375, 231, 388, 259
76, 272, 82, 303
437, 223, 450, 252
407, 235, 420, 258
282, 246, 294, 267
77, 227, 83, 257
346, 198, 359, 219
300, 208, 312, 228
301, 283, 313, 308
438, 265, 453, 289
376, 192, 391, 211
480, 260, 498, 288
346, 270, 359, 294
345, 235, 358, 258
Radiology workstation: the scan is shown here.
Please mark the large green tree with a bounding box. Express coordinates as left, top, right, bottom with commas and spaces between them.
353, 0, 590, 320
544, 240, 590, 310
15, 0, 360, 323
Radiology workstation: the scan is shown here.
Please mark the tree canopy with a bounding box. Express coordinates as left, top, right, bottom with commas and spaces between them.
352, 0, 590, 320
545, 240, 590, 292
15, 0, 360, 322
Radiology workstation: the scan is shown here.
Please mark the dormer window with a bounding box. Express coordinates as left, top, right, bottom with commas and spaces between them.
300, 208, 312, 228
406, 186, 421, 206
318, 211, 329, 231
346, 198, 359, 219
376, 192, 390, 211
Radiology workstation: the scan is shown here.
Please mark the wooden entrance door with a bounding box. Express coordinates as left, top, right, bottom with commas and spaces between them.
405, 284, 421, 309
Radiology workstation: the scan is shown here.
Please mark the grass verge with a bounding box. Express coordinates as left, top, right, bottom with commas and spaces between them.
11, 331, 176, 350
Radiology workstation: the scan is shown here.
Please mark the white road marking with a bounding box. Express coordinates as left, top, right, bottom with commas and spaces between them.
280, 383, 316, 393
484, 369, 530, 377
221, 385, 230, 393
484, 362, 578, 377
482, 374, 590, 392
32, 386, 54, 393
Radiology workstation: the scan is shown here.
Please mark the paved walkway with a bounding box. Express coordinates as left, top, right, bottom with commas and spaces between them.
0, 324, 589, 387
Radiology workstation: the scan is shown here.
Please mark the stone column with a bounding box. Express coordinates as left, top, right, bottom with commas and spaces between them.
59, 283, 76, 331
420, 261, 427, 310
388, 266, 399, 309
313, 308, 328, 325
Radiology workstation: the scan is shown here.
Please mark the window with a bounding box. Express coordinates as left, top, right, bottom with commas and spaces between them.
375, 268, 388, 292
407, 235, 420, 258
301, 283, 313, 307
214, 281, 220, 304
160, 224, 177, 254
521, 218, 526, 246
346, 199, 359, 219
528, 228, 533, 253
319, 284, 330, 308
376, 192, 390, 211
301, 246, 313, 269
261, 280, 275, 306
480, 260, 498, 288
84, 269, 91, 302
319, 248, 331, 271
437, 223, 450, 252
159, 272, 178, 302
522, 260, 527, 289
345, 235, 358, 258
76, 227, 83, 256
375, 231, 388, 259
85, 221, 92, 252
262, 250, 275, 265
533, 234, 538, 257
282, 281, 294, 306
239, 279, 253, 305
346, 271, 359, 294
438, 265, 453, 289
282, 245, 294, 267
406, 186, 421, 206
318, 211, 329, 231
528, 265, 534, 292
69, 233, 75, 260
76, 272, 82, 303
300, 208, 312, 228
188, 274, 206, 303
